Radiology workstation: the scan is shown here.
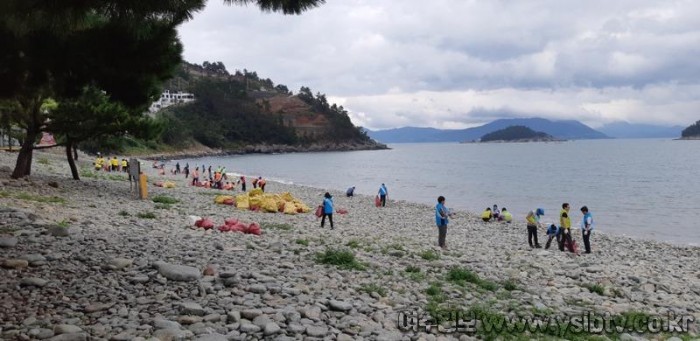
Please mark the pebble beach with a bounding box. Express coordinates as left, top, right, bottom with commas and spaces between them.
0, 150, 698, 341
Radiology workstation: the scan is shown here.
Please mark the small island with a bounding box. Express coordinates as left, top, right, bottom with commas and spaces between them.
679, 120, 700, 140
463, 125, 564, 143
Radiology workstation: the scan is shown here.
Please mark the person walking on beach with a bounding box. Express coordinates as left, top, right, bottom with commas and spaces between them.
321, 192, 334, 229
192, 167, 200, 186
378, 183, 388, 207
184, 164, 189, 178
346, 186, 355, 197
240, 176, 246, 192
580, 206, 593, 254
259, 177, 266, 192
435, 196, 452, 249
207, 166, 212, 180
526, 208, 544, 248
175, 162, 180, 174
559, 203, 574, 252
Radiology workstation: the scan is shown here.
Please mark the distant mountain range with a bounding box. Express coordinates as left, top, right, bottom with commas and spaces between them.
366, 118, 609, 143
597, 122, 684, 139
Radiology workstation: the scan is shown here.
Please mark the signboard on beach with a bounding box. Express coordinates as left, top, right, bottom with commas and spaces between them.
129, 158, 141, 197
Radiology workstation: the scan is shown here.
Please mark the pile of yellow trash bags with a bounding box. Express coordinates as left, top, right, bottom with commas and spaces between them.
214, 188, 311, 214
154, 180, 176, 188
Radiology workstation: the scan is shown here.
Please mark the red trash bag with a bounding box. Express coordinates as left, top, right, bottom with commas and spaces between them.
224, 218, 239, 226
375, 195, 381, 207
247, 222, 261, 236
218, 224, 231, 232
232, 222, 248, 233
315, 205, 323, 218
223, 198, 235, 206
195, 218, 214, 230
336, 208, 348, 215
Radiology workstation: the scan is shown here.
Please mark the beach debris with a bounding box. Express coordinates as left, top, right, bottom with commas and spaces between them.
233, 190, 310, 214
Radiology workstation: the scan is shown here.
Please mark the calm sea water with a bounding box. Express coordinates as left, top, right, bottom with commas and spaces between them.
178, 139, 700, 246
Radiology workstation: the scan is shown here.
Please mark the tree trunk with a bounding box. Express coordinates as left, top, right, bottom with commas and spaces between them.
11, 127, 38, 179
66, 141, 80, 180
73, 145, 78, 160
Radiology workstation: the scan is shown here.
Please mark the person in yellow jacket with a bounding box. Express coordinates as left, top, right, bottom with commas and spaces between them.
110, 157, 119, 172
121, 159, 128, 173
481, 207, 492, 222
499, 207, 513, 223
558, 203, 574, 252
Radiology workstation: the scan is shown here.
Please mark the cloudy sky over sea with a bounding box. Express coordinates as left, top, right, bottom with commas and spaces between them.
178, 0, 700, 130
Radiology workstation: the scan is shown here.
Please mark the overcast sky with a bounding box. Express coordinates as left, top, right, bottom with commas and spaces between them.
178, 0, 700, 130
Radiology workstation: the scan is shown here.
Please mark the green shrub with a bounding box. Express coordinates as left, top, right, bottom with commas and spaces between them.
405, 265, 421, 273
419, 250, 440, 261
503, 279, 518, 291
346, 239, 360, 248
295, 239, 309, 246
152, 195, 179, 204
315, 248, 365, 271
359, 283, 387, 297
446, 267, 497, 291
137, 211, 156, 219
583, 283, 605, 295
263, 223, 293, 231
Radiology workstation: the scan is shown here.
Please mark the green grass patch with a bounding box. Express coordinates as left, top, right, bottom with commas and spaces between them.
405, 265, 421, 273
359, 283, 387, 297
582, 283, 605, 296
118, 210, 130, 217
10, 192, 66, 204
136, 211, 156, 219
388, 243, 404, 251
57, 219, 70, 228
314, 248, 365, 271
37, 157, 50, 165
263, 223, 293, 231
154, 203, 171, 210
152, 195, 179, 204
419, 249, 440, 261
105, 174, 127, 181
503, 279, 519, 291
345, 239, 361, 249
295, 239, 309, 246
446, 267, 498, 291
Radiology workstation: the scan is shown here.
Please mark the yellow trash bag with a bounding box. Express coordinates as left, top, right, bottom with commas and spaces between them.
249, 196, 262, 210
214, 195, 234, 204
294, 202, 311, 213
283, 201, 297, 215
281, 192, 294, 202
262, 197, 278, 213
235, 194, 249, 210
249, 188, 263, 197
163, 181, 176, 188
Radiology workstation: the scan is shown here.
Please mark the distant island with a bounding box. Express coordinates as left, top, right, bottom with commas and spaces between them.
366, 117, 608, 143
464, 125, 563, 143
679, 120, 700, 140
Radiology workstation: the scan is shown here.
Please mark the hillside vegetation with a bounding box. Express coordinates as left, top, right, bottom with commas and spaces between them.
157, 62, 374, 149
681, 120, 700, 138
82, 61, 382, 155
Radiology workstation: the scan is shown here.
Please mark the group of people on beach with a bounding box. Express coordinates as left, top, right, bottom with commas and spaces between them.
171, 162, 267, 192
524, 204, 594, 254
94, 153, 129, 173
480, 204, 513, 223
436, 197, 594, 254
320, 184, 390, 230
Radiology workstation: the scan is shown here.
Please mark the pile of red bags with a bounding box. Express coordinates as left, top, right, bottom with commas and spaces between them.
191, 217, 261, 235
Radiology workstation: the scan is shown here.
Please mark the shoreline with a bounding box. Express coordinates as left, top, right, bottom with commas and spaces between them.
1, 150, 698, 340
130, 141, 390, 160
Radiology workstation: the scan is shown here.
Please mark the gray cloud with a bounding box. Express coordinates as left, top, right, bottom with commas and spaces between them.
178, 0, 700, 129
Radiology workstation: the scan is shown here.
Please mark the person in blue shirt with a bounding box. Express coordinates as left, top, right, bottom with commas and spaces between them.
435, 196, 452, 249
378, 183, 388, 207
580, 206, 594, 254
346, 186, 355, 197
544, 224, 560, 249
321, 192, 334, 229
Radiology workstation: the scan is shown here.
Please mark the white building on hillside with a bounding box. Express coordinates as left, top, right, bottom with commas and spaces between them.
148, 90, 195, 113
